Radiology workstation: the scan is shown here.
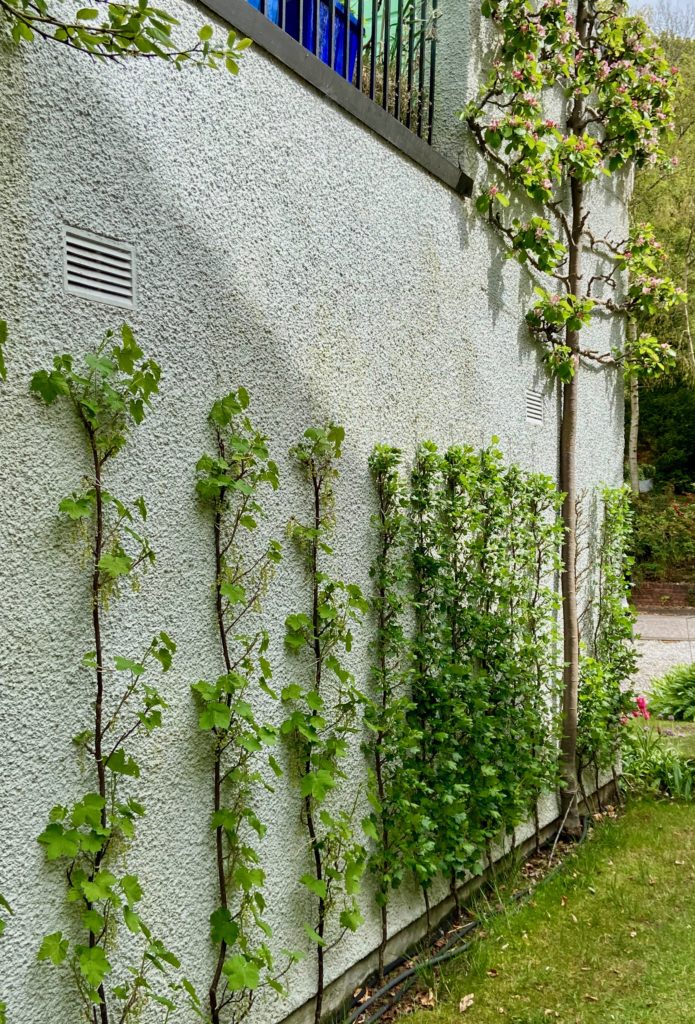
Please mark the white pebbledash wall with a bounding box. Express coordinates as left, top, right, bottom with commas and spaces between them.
0, 0, 627, 1020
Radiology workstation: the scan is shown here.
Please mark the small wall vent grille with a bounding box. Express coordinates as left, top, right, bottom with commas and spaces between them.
526, 389, 544, 425
64, 228, 135, 309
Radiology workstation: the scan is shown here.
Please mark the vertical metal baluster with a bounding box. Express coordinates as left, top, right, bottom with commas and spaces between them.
343, 0, 350, 79
315, 0, 320, 53
369, 0, 377, 100
416, 0, 426, 137
281, 0, 286, 33
299, 0, 304, 45
357, 0, 364, 90
427, 0, 436, 143
382, 0, 390, 111
406, 0, 415, 128
394, 0, 403, 120
329, 0, 335, 69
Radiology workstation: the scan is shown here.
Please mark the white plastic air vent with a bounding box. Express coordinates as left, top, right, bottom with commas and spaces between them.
64, 227, 135, 310
526, 389, 544, 426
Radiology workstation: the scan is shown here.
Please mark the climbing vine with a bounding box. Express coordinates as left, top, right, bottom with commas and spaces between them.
31, 326, 180, 1023
281, 423, 369, 1024
394, 441, 563, 918
577, 485, 636, 797
364, 445, 416, 980
192, 386, 297, 1024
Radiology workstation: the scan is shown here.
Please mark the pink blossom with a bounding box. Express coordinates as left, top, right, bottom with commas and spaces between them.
636, 695, 651, 720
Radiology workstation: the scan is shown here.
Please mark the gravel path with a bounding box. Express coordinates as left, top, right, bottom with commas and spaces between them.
634, 612, 695, 693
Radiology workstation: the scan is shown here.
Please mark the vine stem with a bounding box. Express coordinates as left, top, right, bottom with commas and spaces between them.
209, 472, 232, 1024
309, 469, 325, 1024
374, 474, 390, 983
88, 427, 109, 1024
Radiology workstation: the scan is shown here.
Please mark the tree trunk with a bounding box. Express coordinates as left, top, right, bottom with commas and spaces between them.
559, 367, 582, 836
558, 11, 587, 834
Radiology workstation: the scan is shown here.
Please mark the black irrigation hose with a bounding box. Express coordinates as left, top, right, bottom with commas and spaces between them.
344, 816, 592, 1024
344, 922, 479, 1024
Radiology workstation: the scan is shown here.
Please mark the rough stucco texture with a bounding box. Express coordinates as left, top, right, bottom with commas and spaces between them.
0, 5, 626, 1021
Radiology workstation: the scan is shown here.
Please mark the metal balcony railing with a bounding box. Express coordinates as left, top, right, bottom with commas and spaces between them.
248, 0, 439, 143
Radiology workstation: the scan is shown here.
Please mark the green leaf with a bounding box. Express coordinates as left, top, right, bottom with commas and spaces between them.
30, 368, 68, 404
220, 582, 246, 604
210, 906, 240, 946
37, 822, 80, 860
59, 494, 94, 520
98, 552, 133, 578
76, 7, 99, 17
281, 684, 303, 701
114, 656, 145, 675
105, 748, 140, 777
123, 906, 142, 934
81, 870, 117, 903
339, 907, 364, 932
82, 910, 105, 935
198, 24, 213, 41
38, 932, 69, 965
302, 923, 326, 947
300, 768, 335, 802
121, 875, 143, 905
199, 702, 231, 731
77, 945, 111, 988
299, 874, 327, 900
222, 955, 260, 991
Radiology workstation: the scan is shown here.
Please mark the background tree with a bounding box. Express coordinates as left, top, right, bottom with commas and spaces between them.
629, 10, 695, 492
463, 0, 682, 831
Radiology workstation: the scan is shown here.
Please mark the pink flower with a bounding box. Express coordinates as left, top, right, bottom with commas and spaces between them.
636, 695, 650, 719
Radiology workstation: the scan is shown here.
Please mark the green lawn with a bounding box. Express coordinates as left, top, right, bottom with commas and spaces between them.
407, 800, 695, 1024
663, 720, 695, 759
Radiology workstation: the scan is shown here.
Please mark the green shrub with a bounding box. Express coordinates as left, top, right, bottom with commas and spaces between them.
622, 721, 695, 800
631, 492, 695, 585
650, 663, 695, 721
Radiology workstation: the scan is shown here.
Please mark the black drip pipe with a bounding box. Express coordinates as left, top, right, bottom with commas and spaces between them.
344, 816, 591, 1024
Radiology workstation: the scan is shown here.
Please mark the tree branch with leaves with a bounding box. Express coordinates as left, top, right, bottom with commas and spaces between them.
0, 0, 250, 68
463, 0, 684, 831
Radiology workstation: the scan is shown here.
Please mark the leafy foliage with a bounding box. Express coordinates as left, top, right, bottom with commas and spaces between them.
31, 327, 182, 1022
577, 487, 637, 781
281, 423, 369, 1024
650, 663, 695, 722
379, 440, 563, 912
637, 382, 695, 492
632, 490, 695, 583
193, 386, 298, 1023
631, 32, 695, 384
364, 445, 418, 975
622, 720, 695, 799
0, 0, 251, 69
464, 0, 683, 381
